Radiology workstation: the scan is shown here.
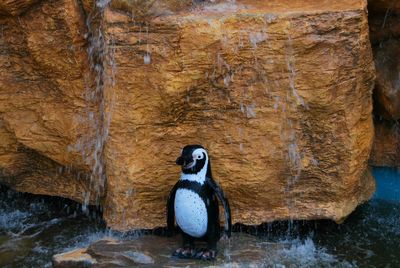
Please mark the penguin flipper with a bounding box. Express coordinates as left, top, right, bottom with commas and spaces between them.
167, 181, 179, 234
206, 177, 232, 238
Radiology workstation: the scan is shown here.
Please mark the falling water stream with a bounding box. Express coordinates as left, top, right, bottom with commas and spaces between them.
79, 0, 115, 211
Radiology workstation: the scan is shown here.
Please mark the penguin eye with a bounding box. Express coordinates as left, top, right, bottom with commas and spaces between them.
197, 155, 202, 159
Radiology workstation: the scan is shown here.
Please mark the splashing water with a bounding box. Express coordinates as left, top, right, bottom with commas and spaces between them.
264, 238, 354, 267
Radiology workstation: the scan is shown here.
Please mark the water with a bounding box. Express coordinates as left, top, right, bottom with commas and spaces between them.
373, 167, 400, 202
0, 185, 106, 268
73, 0, 116, 211
0, 168, 399, 267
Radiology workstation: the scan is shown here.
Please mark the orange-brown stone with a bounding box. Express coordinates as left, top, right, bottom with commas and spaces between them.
368, 0, 400, 120
0, 0, 96, 203
370, 119, 400, 167
0, 0, 40, 16
102, 0, 375, 229
0, 0, 376, 230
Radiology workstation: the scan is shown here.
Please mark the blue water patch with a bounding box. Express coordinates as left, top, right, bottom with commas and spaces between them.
372, 167, 400, 203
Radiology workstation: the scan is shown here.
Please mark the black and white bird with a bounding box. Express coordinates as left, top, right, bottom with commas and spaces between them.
167, 145, 231, 260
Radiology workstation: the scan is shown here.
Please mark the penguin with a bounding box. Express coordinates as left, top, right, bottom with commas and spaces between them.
167, 144, 232, 260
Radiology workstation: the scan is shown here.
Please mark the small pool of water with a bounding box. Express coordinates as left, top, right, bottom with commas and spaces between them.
373, 167, 400, 202
0, 167, 399, 267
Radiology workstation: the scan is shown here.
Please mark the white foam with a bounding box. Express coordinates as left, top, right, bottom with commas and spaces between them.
265, 238, 354, 267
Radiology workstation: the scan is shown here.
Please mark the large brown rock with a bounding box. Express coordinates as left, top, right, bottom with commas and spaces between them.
0, 0, 96, 203
369, 119, 400, 167
368, 0, 400, 16
0, 0, 376, 230
102, 0, 375, 229
368, 0, 400, 120
372, 39, 400, 120
0, 119, 93, 204
0, 0, 40, 16
368, 0, 400, 166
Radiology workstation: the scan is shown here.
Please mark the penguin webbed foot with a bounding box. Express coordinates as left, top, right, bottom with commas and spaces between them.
172, 247, 196, 259
194, 248, 217, 261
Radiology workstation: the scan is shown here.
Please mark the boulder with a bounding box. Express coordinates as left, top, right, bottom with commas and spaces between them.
372, 39, 400, 120
53, 248, 97, 268
368, 0, 400, 120
0, 0, 96, 203
369, 119, 400, 167
102, 0, 375, 229
0, 0, 376, 230
368, 0, 400, 167
0, 0, 40, 16
0, 120, 93, 204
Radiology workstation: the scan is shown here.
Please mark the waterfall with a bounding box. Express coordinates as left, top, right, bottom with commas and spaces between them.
282, 28, 306, 229
81, 0, 116, 211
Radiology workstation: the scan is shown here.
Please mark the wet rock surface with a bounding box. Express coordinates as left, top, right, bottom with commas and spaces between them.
368, 0, 400, 166
51, 233, 343, 268
0, 0, 96, 203
0, 0, 375, 229
369, 0, 400, 121
370, 119, 400, 167
102, 0, 375, 229
372, 39, 400, 120
0, 0, 41, 16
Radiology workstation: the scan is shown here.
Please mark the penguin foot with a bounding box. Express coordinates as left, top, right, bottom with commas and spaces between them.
194, 249, 217, 261
172, 247, 196, 259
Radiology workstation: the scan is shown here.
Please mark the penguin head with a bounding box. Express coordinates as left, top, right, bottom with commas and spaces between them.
176, 145, 209, 174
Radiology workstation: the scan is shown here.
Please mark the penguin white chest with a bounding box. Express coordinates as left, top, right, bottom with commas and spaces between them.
174, 188, 208, 238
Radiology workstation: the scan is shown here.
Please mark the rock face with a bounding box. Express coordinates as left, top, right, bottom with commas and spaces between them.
102, 0, 375, 229
0, 0, 375, 230
0, 0, 97, 204
368, 0, 400, 167
369, 119, 400, 167
369, 0, 400, 120
372, 39, 400, 120
0, 0, 41, 16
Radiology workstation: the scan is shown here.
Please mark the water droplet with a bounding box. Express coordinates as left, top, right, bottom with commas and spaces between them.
144, 54, 151, 65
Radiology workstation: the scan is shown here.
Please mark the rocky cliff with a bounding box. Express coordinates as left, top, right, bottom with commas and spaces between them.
0, 0, 376, 230
368, 0, 400, 167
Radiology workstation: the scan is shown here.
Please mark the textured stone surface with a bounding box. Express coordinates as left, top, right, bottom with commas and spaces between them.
0, 119, 93, 204
372, 39, 400, 120
53, 248, 97, 268
368, 0, 400, 16
0, 0, 40, 16
369, 0, 400, 119
109, 0, 193, 21
368, 0, 400, 166
102, 0, 375, 229
0, 0, 96, 203
370, 119, 400, 167
0, 0, 376, 230
369, 0, 400, 120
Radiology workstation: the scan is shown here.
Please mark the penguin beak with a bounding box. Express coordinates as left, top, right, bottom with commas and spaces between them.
176, 156, 184, 165
176, 155, 195, 169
